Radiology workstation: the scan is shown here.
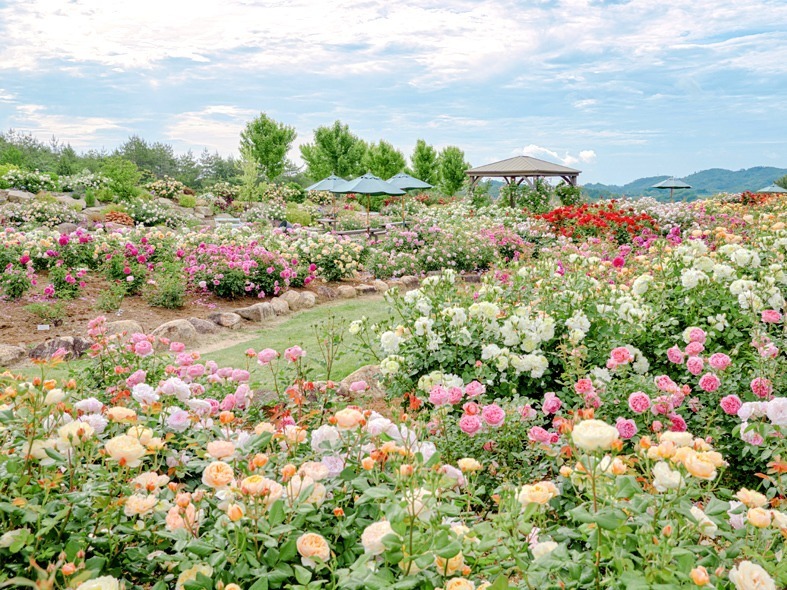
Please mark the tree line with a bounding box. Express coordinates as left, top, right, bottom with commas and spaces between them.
0, 114, 472, 195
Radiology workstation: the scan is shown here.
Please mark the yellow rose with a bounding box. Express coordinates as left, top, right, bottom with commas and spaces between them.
747, 507, 772, 528
176, 564, 213, 590
736, 488, 768, 508
104, 434, 146, 468
435, 551, 464, 576
206, 440, 235, 459
127, 425, 154, 445
682, 452, 717, 480
58, 421, 94, 445
444, 578, 475, 590
571, 419, 619, 452
107, 406, 137, 423
296, 533, 331, 568
201, 461, 234, 489
516, 481, 560, 506
75, 576, 120, 590
457, 458, 482, 473
334, 408, 364, 430
361, 520, 395, 556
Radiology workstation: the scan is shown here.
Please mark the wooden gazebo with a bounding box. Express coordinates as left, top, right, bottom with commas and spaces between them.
466, 155, 581, 207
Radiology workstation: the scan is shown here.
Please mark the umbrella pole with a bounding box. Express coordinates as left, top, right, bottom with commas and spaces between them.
367, 194, 371, 231
402, 192, 406, 225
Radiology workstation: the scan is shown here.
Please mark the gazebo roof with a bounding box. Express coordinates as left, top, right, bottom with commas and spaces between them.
466, 155, 581, 178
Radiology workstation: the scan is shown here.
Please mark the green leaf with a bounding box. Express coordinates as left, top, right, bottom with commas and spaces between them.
704, 496, 730, 516
293, 565, 312, 585
488, 574, 511, 590
187, 541, 215, 557
595, 508, 628, 531
248, 578, 269, 590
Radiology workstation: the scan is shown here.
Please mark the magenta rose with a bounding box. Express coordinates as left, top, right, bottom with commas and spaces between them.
615, 417, 637, 439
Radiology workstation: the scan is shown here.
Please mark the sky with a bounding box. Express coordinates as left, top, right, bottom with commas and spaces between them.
0, 0, 786, 185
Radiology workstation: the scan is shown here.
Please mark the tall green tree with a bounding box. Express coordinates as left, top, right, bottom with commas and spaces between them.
238, 146, 261, 202
409, 139, 438, 185
363, 140, 405, 180
437, 146, 470, 195
775, 175, 787, 190
239, 113, 296, 182
116, 135, 178, 179
299, 121, 367, 180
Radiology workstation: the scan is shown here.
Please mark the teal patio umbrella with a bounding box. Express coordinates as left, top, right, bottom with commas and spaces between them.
756, 184, 786, 194
652, 177, 691, 199
331, 172, 405, 229
387, 173, 433, 223
306, 174, 346, 217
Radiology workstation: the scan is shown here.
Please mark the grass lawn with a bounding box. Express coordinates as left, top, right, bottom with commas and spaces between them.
12, 296, 394, 386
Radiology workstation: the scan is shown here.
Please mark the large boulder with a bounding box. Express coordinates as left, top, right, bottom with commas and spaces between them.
355, 284, 376, 296
56, 222, 79, 234
29, 336, 91, 360
400, 275, 420, 288
280, 290, 303, 311
6, 189, 34, 203
270, 298, 290, 315
340, 365, 384, 399
317, 286, 337, 300
54, 195, 86, 210
207, 312, 243, 330
372, 279, 389, 293
105, 320, 144, 337
337, 285, 357, 299
0, 344, 27, 367
299, 292, 316, 309
235, 303, 275, 323
188, 317, 222, 335
151, 319, 198, 344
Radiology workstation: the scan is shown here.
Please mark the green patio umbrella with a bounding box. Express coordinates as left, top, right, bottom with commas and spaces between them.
652, 177, 692, 199
306, 174, 346, 217
330, 172, 405, 230
756, 184, 786, 194
387, 173, 433, 224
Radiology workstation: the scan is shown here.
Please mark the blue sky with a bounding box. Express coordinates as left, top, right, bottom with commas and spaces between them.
0, 0, 785, 184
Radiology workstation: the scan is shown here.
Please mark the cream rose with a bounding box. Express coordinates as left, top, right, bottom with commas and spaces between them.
202, 461, 234, 489
44, 388, 66, 405
659, 431, 694, 447
457, 458, 482, 473
283, 425, 307, 444
206, 440, 236, 459
107, 406, 137, 423
435, 552, 464, 576
334, 408, 365, 430
286, 475, 326, 506
690, 506, 718, 538
299, 461, 330, 481
571, 419, 619, 452
747, 507, 772, 528
652, 461, 682, 492
736, 488, 768, 508
75, 576, 120, 590
126, 425, 154, 445
729, 561, 776, 590
132, 471, 170, 493
516, 481, 560, 506
58, 421, 94, 445
104, 435, 146, 468
444, 578, 475, 590
123, 493, 158, 517
531, 540, 558, 560
296, 532, 331, 568
176, 564, 213, 590
361, 520, 395, 556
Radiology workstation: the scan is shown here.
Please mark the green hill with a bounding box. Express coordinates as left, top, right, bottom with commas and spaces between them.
582, 166, 787, 201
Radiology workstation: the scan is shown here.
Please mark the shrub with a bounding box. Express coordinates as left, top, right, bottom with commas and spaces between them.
1, 168, 58, 193
285, 203, 312, 226
178, 194, 197, 208
126, 200, 185, 228
145, 265, 186, 308
24, 301, 67, 325
0, 264, 33, 299
49, 265, 85, 299
101, 156, 141, 201
84, 188, 97, 207
0, 200, 81, 228
555, 182, 582, 206
95, 283, 126, 312
59, 169, 111, 193
146, 176, 186, 200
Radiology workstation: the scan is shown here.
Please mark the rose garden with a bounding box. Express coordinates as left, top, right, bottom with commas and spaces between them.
1, 156, 787, 589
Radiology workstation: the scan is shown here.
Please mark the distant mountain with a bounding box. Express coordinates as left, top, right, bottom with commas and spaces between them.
583, 167, 787, 201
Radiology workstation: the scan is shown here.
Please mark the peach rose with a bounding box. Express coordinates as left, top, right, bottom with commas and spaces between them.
736, 488, 768, 508
206, 440, 235, 459
58, 421, 94, 445
126, 425, 154, 445
298, 461, 329, 481
104, 435, 146, 468
361, 520, 395, 556
296, 533, 330, 568
107, 407, 137, 423
435, 551, 464, 576
729, 561, 776, 590
201, 461, 234, 489
240, 475, 283, 507
123, 493, 158, 517
516, 481, 560, 506
334, 408, 364, 430
457, 458, 482, 473
132, 471, 170, 493
747, 507, 772, 528
444, 579, 475, 590
690, 566, 710, 586
226, 503, 244, 522
682, 452, 717, 480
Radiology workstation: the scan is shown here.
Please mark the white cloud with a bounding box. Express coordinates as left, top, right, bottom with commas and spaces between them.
7, 104, 124, 148
163, 105, 256, 155
519, 144, 595, 168
0, 89, 14, 102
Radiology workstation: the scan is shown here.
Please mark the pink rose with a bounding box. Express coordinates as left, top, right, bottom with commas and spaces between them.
688, 327, 706, 344
542, 392, 562, 414
205, 398, 220, 415
708, 353, 731, 371
448, 387, 464, 404
528, 426, 556, 444
685, 341, 704, 356
464, 380, 486, 398
584, 392, 601, 409
740, 424, 764, 446
519, 404, 537, 420
170, 342, 186, 353
349, 380, 368, 393
216, 367, 233, 379
187, 364, 206, 378
463, 402, 480, 415
125, 369, 147, 388
459, 414, 482, 435
651, 420, 663, 432
668, 413, 687, 432
720, 395, 742, 416
284, 346, 305, 362
666, 346, 685, 364
628, 391, 651, 414
134, 340, 153, 357
481, 404, 506, 427
686, 356, 704, 376
429, 385, 450, 406
615, 417, 637, 439
654, 375, 679, 393
257, 348, 279, 364
610, 346, 633, 365
751, 377, 773, 399
231, 369, 250, 382
761, 310, 783, 324
220, 394, 237, 411
698, 373, 721, 392
574, 378, 594, 395
612, 256, 625, 268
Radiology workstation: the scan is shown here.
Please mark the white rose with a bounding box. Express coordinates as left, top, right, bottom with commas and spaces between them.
659, 431, 694, 447
361, 520, 395, 555
44, 388, 66, 405
571, 419, 619, 452
76, 576, 120, 590
729, 561, 776, 590
531, 540, 558, 560
766, 397, 787, 426
689, 506, 718, 538
652, 461, 682, 492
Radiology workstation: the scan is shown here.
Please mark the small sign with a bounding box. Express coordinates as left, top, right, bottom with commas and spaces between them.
37, 324, 50, 331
